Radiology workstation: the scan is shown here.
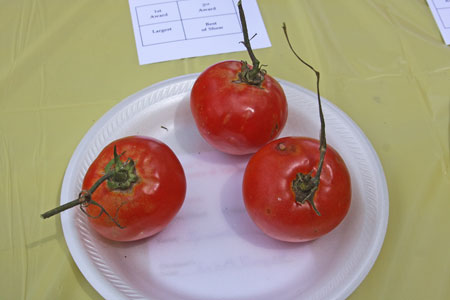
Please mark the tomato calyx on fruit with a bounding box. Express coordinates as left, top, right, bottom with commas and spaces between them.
40, 145, 140, 228
234, 0, 266, 87
104, 146, 139, 190
291, 172, 321, 216
282, 23, 328, 216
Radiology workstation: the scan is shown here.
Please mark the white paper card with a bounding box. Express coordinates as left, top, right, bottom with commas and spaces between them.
427, 0, 450, 45
129, 0, 271, 65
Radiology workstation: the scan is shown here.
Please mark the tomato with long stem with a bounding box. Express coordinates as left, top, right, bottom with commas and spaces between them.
242, 24, 351, 242
190, 0, 288, 155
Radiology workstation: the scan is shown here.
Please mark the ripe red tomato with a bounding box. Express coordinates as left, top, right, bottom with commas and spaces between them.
242, 137, 351, 242
190, 60, 288, 155
82, 136, 186, 242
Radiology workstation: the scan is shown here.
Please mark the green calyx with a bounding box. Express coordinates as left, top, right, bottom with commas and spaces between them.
104, 146, 139, 191
236, 61, 266, 87
291, 173, 321, 216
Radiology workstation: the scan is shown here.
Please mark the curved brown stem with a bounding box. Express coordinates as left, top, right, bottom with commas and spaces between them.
41, 145, 138, 228
80, 199, 126, 229
40, 173, 113, 219
283, 23, 327, 216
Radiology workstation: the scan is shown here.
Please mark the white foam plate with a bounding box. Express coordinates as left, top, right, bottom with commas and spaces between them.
60, 74, 388, 300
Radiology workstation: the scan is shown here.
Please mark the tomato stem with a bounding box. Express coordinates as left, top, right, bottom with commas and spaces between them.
79, 198, 126, 229
41, 146, 139, 228
283, 23, 327, 216
235, 0, 266, 87
40, 172, 113, 219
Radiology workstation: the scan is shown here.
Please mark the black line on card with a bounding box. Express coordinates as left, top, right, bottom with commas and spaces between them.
437, 7, 450, 29
142, 38, 187, 47
232, 0, 242, 32
176, 1, 187, 39
135, 6, 145, 47
180, 13, 238, 22
141, 31, 241, 47
140, 20, 182, 29
138, 13, 238, 28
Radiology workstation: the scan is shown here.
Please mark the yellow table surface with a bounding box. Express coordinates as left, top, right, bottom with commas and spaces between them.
1, 0, 449, 299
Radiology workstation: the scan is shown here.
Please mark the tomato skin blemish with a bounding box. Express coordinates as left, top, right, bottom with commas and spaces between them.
277, 142, 286, 151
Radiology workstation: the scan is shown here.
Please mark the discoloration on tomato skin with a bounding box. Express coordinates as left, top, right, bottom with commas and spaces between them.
243, 137, 351, 242
222, 113, 231, 125
190, 60, 288, 155
270, 122, 279, 138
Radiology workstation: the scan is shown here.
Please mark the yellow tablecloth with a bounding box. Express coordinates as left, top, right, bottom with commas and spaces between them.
1, 0, 449, 299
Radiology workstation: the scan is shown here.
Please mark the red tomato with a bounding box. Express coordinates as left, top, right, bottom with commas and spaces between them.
190, 60, 288, 155
82, 136, 186, 242
242, 137, 351, 242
